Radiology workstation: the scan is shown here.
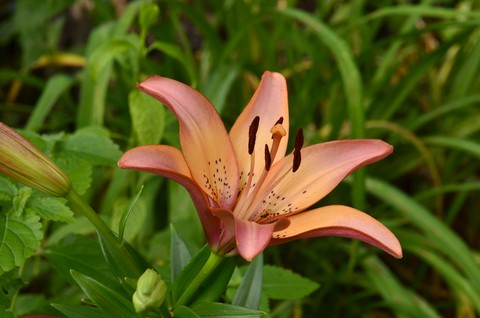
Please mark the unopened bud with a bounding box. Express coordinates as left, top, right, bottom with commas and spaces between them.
0, 122, 71, 196
133, 269, 167, 313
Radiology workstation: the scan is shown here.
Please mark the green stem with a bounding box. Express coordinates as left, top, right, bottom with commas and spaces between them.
65, 190, 143, 276
176, 250, 225, 306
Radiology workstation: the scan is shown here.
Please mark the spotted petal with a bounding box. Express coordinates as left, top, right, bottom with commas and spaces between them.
118, 145, 221, 246
229, 71, 289, 192
271, 205, 402, 258
137, 76, 239, 209
246, 139, 393, 221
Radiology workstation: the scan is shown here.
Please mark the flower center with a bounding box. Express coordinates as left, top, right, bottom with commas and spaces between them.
233, 117, 303, 221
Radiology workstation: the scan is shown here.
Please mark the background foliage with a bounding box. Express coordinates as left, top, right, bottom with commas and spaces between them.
1, 0, 480, 317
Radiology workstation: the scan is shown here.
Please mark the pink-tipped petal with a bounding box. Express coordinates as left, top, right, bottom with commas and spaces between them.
137, 76, 239, 209
247, 139, 393, 220
210, 208, 237, 254
235, 219, 277, 261
229, 71, 289, 191
212, 209, 290, 261
271, 205, 402, 258
118, 145, 221, 245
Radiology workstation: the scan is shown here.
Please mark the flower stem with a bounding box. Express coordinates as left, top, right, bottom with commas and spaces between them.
65, 190, 143, 277
176, 250, 225, 306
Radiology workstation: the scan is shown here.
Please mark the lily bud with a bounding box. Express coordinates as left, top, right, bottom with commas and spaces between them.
0, 122, 71, 197
132, 269, 167, 313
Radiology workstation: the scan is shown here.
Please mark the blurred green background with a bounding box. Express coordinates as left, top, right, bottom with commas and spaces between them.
1, 0, 480, 317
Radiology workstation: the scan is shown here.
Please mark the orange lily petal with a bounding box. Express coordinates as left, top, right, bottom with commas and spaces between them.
229, 71, 289, 192
118, 145, 221, 245
271, 205, 402, 258
247, 139, 393, 221
235, 219, 277, 261
137, 76, 239, 209
213, 209, 290, 261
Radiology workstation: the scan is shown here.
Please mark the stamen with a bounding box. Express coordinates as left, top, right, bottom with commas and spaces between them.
294, 128, 304, 151
275, 116, 284, 125
293, 149, 301, 172
248, 116, 260, 154
264, 144, 272, 171
293, 129, 304, 173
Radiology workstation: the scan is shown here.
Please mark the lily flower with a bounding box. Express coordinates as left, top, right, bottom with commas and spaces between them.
119, 71, 402, 261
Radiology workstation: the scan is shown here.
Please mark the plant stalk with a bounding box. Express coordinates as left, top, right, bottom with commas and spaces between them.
175, 250, 225, 306
65, 189, 143, 277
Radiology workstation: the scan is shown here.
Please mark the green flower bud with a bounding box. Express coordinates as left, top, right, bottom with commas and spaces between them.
133, 269, 167, 313
0, 122, 71, 197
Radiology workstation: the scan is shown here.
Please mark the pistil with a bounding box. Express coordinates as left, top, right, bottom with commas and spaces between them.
269, 117, 286, 163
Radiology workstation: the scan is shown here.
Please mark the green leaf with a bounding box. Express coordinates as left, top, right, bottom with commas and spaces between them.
56, 153, 92, 195
278, 8, 364, 138
402, 236, 480, 313
171, 245, 211, 303
201, 65, 239, 114
46, 216, 95, 246
423, 136, 480, 160
0, 270, 24, 312
25, 74, 74, 132
0, 176, 17, 201
363, 256, 441, 318
87, 37, 138, 79
97, 232, 150, 281
129, 90, 165, 145
450, 36, 480, 99
262, 265, 319, 300
62, 126, 122, 165
70, 270, 138, 318
190, 302, 266, 317
139, 2, 159, 33
364, 177, 480, 295
26, 196, 74, 223
53, 303, 105, 318
168, 181, 204, 246
171, 245, 237, 305
12, 187, 31, 216
232, 254, 263, 309
13, 0, 71, 68
45, 234, 118, 288
0, 307, 14, 318
13, 294, 48, 317
147, 41, 197, 86
115, 186, 145, 242
0, 214, 43, 274
175, 305, 201, 318
77, 57, 112, 127
170, 224, 192, 282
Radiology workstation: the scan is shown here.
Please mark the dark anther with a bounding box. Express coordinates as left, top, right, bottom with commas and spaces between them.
293, 149, 301, 172
275, 117, 284, 125
248, 116, 260, 154
264, 144, 272, 171
294, 128, 304, 151
293, 128, 303, 172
